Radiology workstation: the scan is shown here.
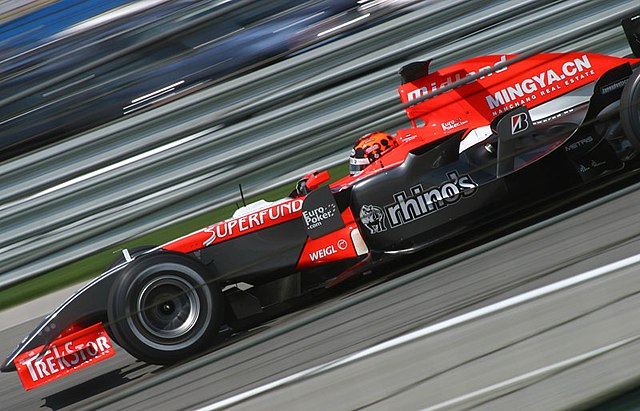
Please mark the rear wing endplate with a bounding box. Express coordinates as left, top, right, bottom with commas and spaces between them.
493, 105, 534, 178
623, 12, 640, 58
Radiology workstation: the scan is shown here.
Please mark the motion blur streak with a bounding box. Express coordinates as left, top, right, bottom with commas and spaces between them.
55, 0, 173, 38
317, 13, 370, 37
0, 126, 220, 213
197, 252, 640, 411
421, 336, 640, 411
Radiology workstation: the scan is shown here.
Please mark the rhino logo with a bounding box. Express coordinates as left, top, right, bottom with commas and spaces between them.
360, 204, 387, 234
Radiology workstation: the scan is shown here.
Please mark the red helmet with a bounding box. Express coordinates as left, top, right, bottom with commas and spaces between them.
349, 132, 398, 176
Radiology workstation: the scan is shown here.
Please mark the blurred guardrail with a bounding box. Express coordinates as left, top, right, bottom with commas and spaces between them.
0, 0, 57, 24
0, 0, 637, 289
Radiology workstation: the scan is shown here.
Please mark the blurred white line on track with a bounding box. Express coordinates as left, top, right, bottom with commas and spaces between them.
196, 252, 640, 411
421, 335, 640, 411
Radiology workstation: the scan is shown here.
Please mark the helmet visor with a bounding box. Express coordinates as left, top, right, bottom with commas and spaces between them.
349, 157, 370, 176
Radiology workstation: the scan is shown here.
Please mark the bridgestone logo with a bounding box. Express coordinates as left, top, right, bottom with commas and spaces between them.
511, 112, 529, 134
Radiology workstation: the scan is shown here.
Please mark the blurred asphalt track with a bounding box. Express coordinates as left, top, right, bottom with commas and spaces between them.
1, 173, 639, 409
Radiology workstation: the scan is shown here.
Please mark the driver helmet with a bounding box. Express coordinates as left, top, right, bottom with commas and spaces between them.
349, 132, 398, 176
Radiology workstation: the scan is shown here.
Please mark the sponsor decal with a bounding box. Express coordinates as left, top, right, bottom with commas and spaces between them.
486, 55, 595, 116
302, 186, 345, 239
385, 171, 478, 228
600, 78, 628, 94
577, 159, 607, 174
15, 323, 115, 390
441, 118, 469, 132
360, 204, 387, 234
309, 244, 338, 261
400, 133, 418, 143
306, 238, 351, 262
303, 203, 337, 230
297, 230, 357, 269
407, 55, 508, 101
511, 112, 529, 135
365, 144, 380, 154
203, 199, 303, 246
564, 135, 594, 152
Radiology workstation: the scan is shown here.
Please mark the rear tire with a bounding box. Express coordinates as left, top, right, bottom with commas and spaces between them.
107, 251, 222, 364
620, 68, 640, 149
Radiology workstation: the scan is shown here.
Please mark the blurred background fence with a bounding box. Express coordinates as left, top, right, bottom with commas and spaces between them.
0, 0, 637, 289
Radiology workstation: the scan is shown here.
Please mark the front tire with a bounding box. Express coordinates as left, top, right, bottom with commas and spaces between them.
107, 251, 222, 364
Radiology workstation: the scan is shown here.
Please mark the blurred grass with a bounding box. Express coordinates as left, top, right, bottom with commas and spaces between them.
0, 163, 349, 310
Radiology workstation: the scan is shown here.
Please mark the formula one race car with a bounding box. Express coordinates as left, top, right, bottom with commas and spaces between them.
3, 15, 640, 391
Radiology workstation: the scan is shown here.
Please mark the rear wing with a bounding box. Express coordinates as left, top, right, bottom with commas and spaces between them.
396, 54, 511, 127
623, 12, 640, 58
396, 52, 640, 132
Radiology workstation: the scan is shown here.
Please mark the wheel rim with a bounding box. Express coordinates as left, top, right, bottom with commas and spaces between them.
136, 274, 200, 342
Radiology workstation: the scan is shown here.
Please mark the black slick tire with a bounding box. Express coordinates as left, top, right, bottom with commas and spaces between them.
107, 251, 222, 364
620, 68, 640, 149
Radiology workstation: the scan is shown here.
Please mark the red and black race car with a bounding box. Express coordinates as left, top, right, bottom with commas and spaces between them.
3, 14, 640, 391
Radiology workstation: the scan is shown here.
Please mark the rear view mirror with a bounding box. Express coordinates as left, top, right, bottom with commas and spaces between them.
305, 170, 330, 190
